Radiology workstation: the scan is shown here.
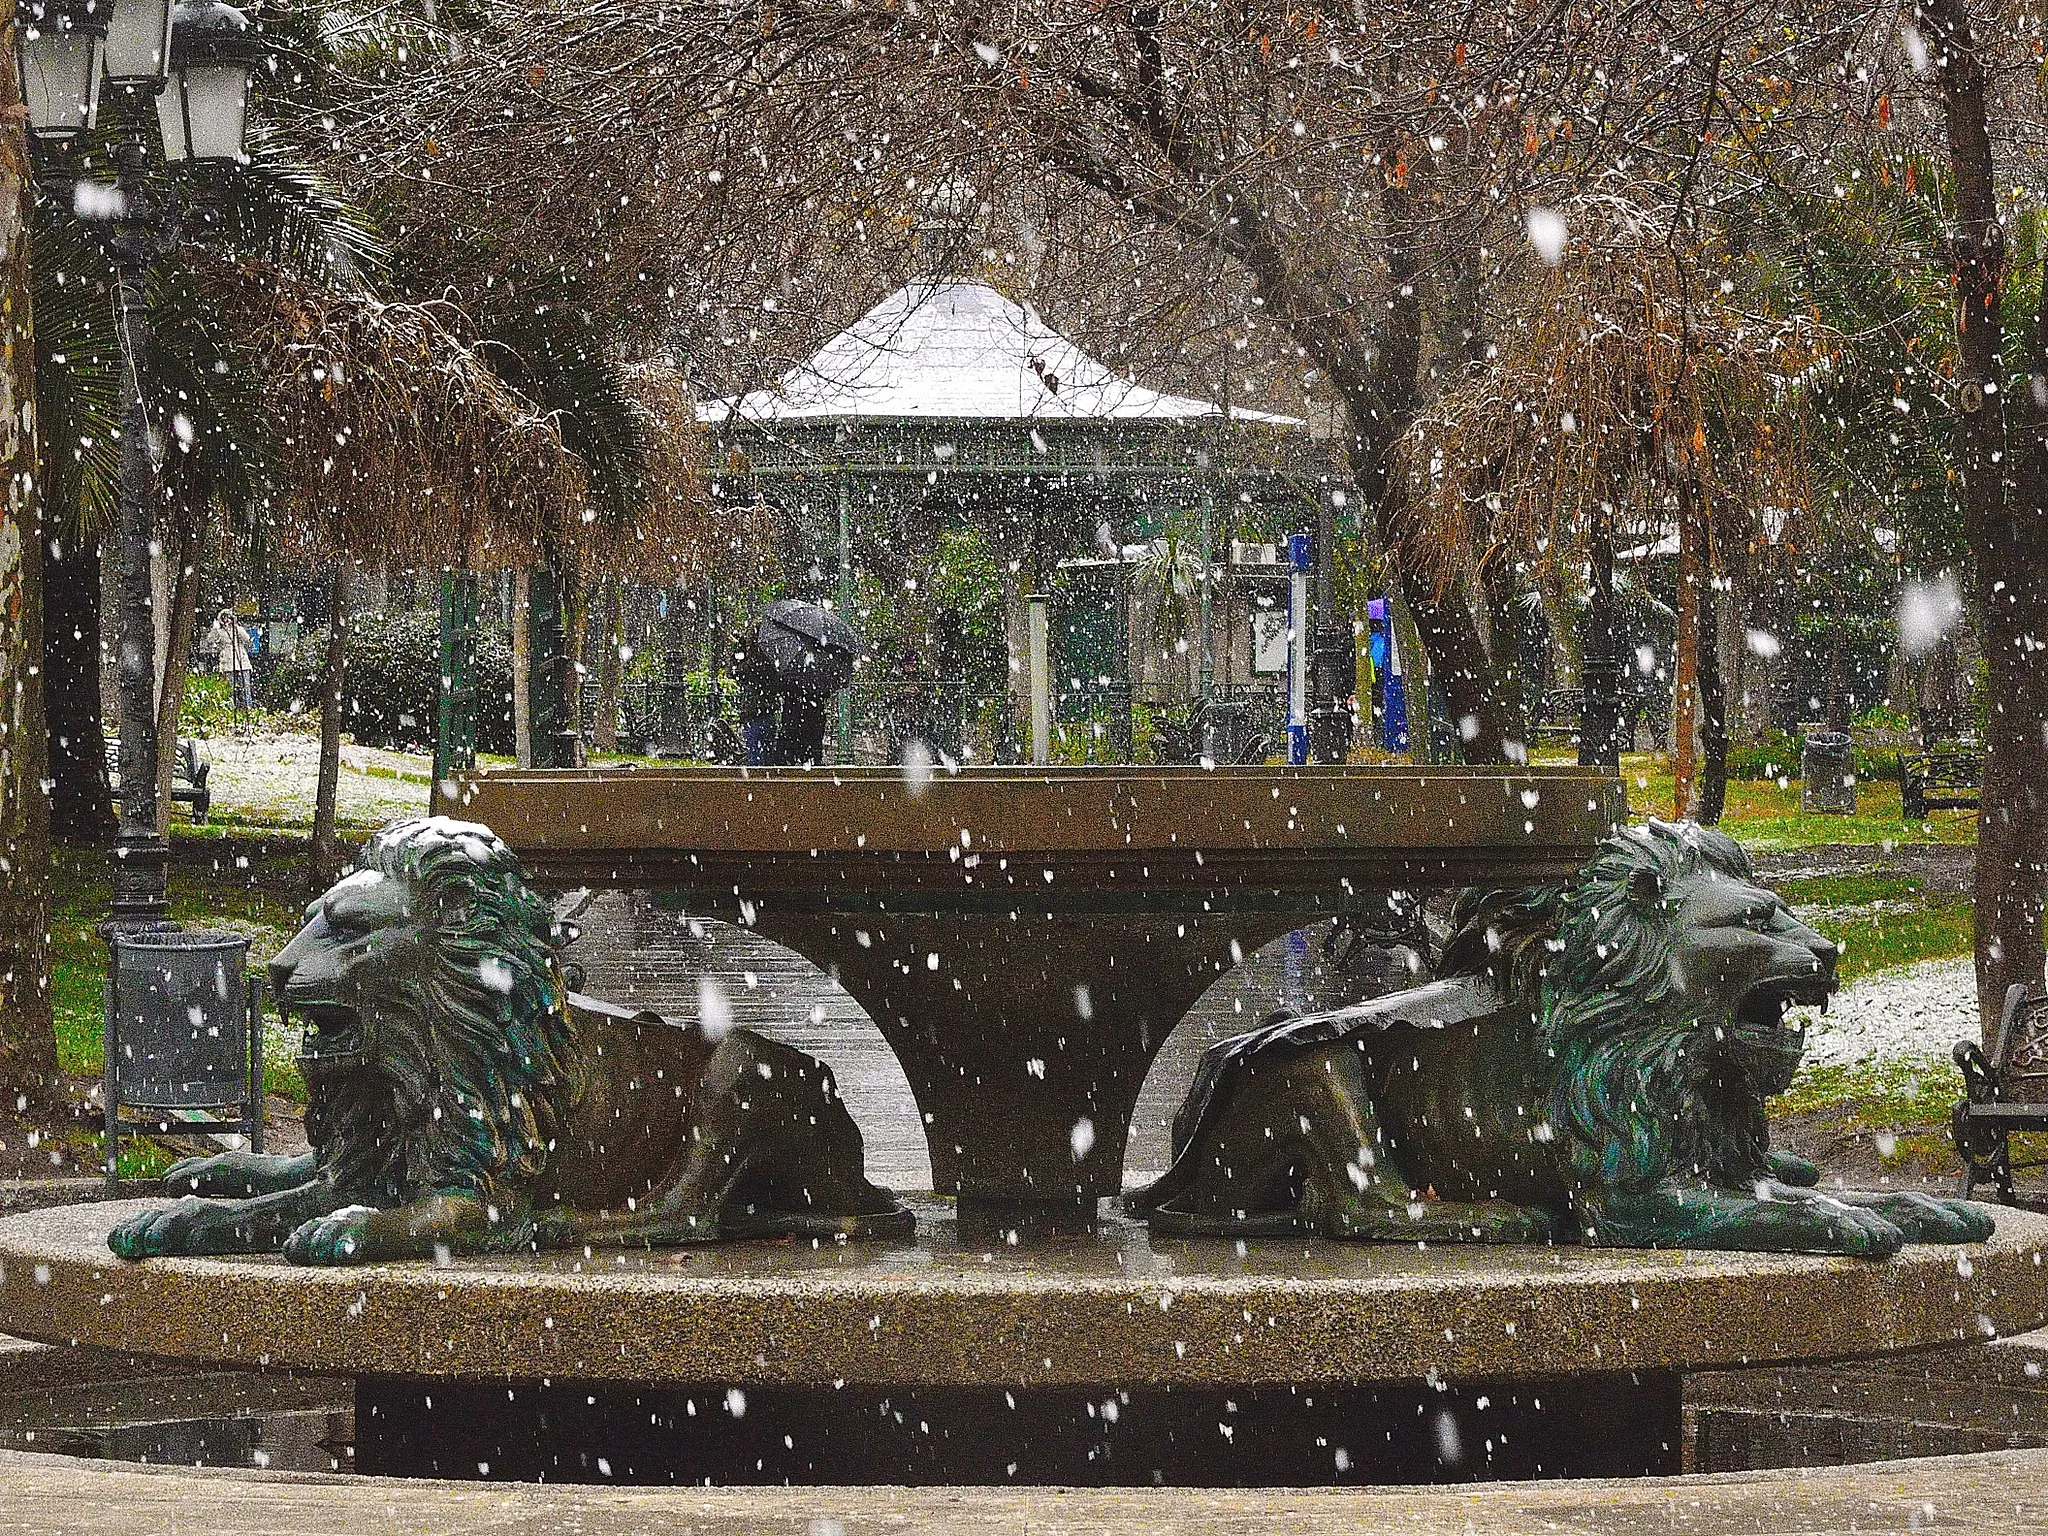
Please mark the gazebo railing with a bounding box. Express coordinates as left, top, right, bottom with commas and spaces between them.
581, 678, 742, 760
580, 674, 1286, 766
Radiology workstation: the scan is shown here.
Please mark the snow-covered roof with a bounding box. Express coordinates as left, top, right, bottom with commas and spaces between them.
699, 280, 1301, 429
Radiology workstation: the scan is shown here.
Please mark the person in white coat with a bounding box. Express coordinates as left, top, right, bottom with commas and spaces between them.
208, 609, 256, 714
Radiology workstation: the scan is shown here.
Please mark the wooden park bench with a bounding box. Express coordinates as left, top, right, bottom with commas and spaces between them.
1532, 688, 1585, 750
1898, 748, 1981, 820
106, 737, 212, 824
1952, 983, 2048, 1202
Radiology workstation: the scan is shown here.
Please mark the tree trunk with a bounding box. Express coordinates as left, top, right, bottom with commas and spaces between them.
511, 568, 531, 768
1825, 575, 1849, 734
0, 40, 58, 1114
1674, 483, 1704, 818
1579, 506, 1623, 769
563, 559, 587, 760
152, 499, 203, 830
1698, 546, 1728, 827
1362, 197, 1512, 766
44, 520, 116, 844
1921, 0, 2048, 1035
309, 575, 349, 894
594, 575, 623, 754
1477, 551, 1529, 757
1539, 561, 1581, 693
1719, 546, 1764, 746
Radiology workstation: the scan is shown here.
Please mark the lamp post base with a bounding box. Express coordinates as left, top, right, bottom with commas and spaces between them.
106, 835, 172, 932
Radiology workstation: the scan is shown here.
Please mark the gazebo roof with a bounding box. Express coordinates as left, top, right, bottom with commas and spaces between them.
699, 280, 1301, 429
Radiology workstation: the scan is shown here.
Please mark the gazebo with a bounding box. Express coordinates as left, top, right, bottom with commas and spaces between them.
699, 279, 1328, 760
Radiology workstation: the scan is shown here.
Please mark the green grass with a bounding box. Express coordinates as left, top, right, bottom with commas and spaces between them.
1771, 1057, 1962, 1175
1769, 872, 1976, 982
1810, 900, 1975, 984
1768, 1053, 2046, 1175
1775, 1055, 1961, 1126
1773, 872, 1924, 906
50, 844, 309, 1103
1610, 753, 1978, 853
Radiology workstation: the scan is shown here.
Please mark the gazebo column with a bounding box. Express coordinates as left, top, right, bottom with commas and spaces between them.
836, 475, 854, 763
1001, 556, 1028, 762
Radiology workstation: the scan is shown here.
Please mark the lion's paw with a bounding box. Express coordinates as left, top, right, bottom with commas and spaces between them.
283, 1206, 381, 1266
107, 1199, 247, 1259
159, 1152, 262, 1196
1808, 1200, 1909, 1258
1765, 1150, 1821, 1188
1850, 1191, 1996, 1245
159, 1149, 308, 1198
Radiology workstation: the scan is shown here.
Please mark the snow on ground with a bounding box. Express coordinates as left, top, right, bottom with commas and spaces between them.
1796, 955, 1978, 1070
185, 733, 429, 830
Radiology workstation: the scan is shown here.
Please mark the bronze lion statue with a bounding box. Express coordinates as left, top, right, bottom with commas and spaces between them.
1129, 821, 1993, 1257
110, 816, 912, 1265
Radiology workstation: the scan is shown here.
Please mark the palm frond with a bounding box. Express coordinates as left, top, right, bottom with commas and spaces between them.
30, 197, 123, 538
176, 127, 386, 289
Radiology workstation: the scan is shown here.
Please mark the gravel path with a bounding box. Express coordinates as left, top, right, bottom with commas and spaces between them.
1797, 955, 1978, 1069
1756, 843, 1976, 896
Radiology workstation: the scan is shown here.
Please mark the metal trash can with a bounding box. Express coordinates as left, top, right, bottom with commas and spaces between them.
1201, 699, 1249, 764
104, 930, 263, 1185
1800, 731, 1858, 814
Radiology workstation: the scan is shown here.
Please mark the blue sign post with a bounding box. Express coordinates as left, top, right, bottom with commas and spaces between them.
1286, 532, 1311, 766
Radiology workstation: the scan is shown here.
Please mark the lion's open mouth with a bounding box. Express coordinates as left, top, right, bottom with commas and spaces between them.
1734, 971, 1833, 1045
294, 1003, 369, 1070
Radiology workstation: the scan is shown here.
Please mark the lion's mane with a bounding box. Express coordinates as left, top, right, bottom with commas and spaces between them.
307, 817, 574, 1215
1438, 820, 1770, 1203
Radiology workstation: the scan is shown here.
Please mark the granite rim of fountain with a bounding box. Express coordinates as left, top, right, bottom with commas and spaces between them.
2, 1198, 2038, 1388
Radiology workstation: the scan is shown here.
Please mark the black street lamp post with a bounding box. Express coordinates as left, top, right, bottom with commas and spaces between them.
107, 136, 171, 926
15, 0, 260, 930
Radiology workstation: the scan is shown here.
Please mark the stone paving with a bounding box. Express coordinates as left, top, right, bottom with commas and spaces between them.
2, 1443, 2046, 1533
1799, 954, 1979, 1070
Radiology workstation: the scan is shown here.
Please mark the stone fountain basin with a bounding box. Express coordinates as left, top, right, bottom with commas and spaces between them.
437, 763, 1625, 897
3, 1199, 2041, 1388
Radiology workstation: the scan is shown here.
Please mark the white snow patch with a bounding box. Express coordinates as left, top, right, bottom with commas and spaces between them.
1796, 955, 1977, 1069
699, 280, 1301, 427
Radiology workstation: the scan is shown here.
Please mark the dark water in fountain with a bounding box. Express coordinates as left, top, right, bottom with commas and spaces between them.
0, 1348, 354, 1474
10, 1345, 2048, 1482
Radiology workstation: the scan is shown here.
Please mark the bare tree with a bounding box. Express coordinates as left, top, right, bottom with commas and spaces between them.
0, 12, 56, 1114
1912, 0, 2048, 1030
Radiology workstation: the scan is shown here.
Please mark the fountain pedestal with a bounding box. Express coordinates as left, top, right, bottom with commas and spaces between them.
450, 764, 1624, 1237
758, 906, 1298, 1240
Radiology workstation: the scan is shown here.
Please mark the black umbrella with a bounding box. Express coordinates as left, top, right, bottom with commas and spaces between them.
751, 599, 863, 697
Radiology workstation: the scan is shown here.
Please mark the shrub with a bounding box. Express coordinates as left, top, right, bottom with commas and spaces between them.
1854, 702, 1916, 734
261, 608, 515, 755
1724, 727, 1899, 785
179, 674, 236, 735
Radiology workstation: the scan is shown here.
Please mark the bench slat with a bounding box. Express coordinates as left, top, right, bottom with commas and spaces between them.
1957, 1102, 2048, 1121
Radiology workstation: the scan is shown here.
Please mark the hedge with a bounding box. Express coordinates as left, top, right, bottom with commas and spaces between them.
262, 607, 515, 755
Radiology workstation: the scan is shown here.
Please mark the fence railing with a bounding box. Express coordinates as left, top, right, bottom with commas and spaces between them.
579, 675, 1287, 766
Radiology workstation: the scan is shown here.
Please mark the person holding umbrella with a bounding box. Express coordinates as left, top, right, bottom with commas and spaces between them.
735, 599, 863, 765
